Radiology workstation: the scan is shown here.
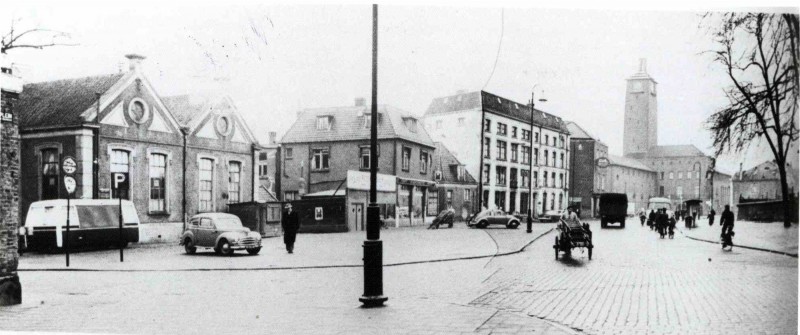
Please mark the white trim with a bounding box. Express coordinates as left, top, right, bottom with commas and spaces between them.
99, 102, 129, 128
21, 129, 94, 139
215, 115, 233, 137
106, 143, 137, 158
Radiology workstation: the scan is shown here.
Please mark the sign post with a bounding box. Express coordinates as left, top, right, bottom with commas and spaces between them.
62, 156, 77, 267
111, 172, 129, 262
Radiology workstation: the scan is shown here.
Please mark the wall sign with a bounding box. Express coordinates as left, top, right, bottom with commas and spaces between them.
596, 157, 610, 169
62, 156, 77, 175
64, 176, 77, 194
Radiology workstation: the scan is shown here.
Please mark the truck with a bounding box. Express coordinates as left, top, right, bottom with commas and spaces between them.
599, 193, 628, 228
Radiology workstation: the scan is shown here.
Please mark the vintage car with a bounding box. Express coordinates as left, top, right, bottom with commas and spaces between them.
538, 209, 563, 223
180, 213, 262, 256
468, 208, 520, 229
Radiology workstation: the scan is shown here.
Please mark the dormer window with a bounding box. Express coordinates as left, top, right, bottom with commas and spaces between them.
316, 115, 332, 131
456, 165, 465, 181
363, 113, 381, 128
403, 117, 418, 133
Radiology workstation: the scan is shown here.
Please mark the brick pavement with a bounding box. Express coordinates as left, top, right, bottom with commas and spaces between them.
469, 220, 798, 335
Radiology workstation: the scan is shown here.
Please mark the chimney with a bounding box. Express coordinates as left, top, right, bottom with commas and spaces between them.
739, 162, 744, 181
354, 97, 366, 107
125, 54, 146, 72
638, 58, 647, 73
268, 131, 277, 145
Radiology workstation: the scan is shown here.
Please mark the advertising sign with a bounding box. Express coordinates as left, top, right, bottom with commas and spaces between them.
62, 156, 77, 175
64, 176, 77, 194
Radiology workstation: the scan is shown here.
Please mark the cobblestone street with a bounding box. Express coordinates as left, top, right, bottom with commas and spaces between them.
1, 221, 797, 334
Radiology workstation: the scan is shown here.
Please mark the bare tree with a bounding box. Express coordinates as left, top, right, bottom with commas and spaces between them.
1, 17, 76, 54
705, 12, 799, 227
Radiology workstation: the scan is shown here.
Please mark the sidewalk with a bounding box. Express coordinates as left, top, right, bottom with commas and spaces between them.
18, 223, 555, 271
680, 218, 798, 256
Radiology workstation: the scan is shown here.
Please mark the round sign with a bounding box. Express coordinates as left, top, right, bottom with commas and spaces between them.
596, 157, 610, 168
62, 156, 77, 175
64, 176, 77, 194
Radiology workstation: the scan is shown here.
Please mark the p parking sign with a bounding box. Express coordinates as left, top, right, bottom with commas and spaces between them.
111, 172, 130, 193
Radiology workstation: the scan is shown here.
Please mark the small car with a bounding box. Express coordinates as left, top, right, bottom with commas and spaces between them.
180, 213, 262, 256
538, 209, 562, 223
468, 208, 520, 229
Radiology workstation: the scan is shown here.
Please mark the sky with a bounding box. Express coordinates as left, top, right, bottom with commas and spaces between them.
3, 3, 796, 174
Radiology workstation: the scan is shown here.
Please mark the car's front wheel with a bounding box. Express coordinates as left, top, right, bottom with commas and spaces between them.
218, 239, 234, 256
184, 238, 196, 254
477, 220, 488, 229
507, 221, 519, 229
246, 247, 261, 255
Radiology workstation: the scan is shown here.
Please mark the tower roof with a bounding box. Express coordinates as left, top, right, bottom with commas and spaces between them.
627, 58, 657, 82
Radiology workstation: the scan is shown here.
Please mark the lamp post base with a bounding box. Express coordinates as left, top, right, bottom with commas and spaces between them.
359, 295, 388, 308
360, 238, 387, 307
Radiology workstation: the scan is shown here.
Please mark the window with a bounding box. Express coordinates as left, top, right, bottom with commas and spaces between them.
533, 171, 538, 187
510, 144, 519, 162
420, 151, 429, 174
496, 141, 507, 160
312, 148, 330, 171
464, 189, 471, 202
458, 117, 465, 126
534, 148, 539, 165
446, 190, 453, 206
535, 132, 540, 143
482, 164, 490, 185
435, 120, 442, 130
678, 171, 683, 179
545, 135, 549, 146
660, 171, 664, 180
551, 172, 556, 187
228, 161, 241, 204
521, 169, 529, 188
359, 146, 371, 170
495, 191, 506, 211
495, 166, 506, 186
510, 168, 518, 187
559, 173, 564, 188
669, 172, 674, 179
550, 193, 555, 210
483, 138, 491, 158
659, 186, 665, 196
511, 127, 517, 138
316, 116, 332, 130
40, 148, 59, 200
544, 150, 549, 166
258, 164, 269, 178
149, 153, 167, 212
402, 147, 411, 171
199, 158, 214, 212
285, 147, 293, 159
482, 190, 489, 208
677, 186, 683, 197
522, 129, 531, 141
543, 172, 548, 187
558, 193, 563, 210
483, 119, 491, 132
686, 170, 692, 179
284, 191, 299, 201
522, 146, 530, 164
404, 118, 418, 132
111, 149, 130, 199
456, 165, 465, 181
560, 153, 564, 168
497, 123, 507, 135
551, 152, 556, 167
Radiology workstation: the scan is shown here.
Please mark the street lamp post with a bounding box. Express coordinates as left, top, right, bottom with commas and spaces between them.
693, 161, 701, 227
528, 86, 546, 233
360, 4, 387, 308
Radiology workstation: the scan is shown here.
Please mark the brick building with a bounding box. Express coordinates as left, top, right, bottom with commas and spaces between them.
17, 55, 260, 243
280, 100, 437, 227
732, 160, 798, 222
423, 91, 571, 218
431, 141, 479, 221
566, 121, 609, 217
606, 155, 658, 212
0, 53, 23, 305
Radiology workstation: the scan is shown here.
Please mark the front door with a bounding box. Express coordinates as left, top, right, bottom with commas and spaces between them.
542, 193, 548, 214
509, 192, 516, 214
350, 203, 364, 231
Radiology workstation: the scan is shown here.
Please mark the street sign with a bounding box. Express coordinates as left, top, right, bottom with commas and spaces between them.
596, 157, 610, 168
111, 172, 130, 192
62, 156, 77, 175
64, 176, 77, 194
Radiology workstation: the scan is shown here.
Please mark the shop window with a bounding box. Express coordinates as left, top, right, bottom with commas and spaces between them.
149, 153, 167, 212
40, 148, 59, 200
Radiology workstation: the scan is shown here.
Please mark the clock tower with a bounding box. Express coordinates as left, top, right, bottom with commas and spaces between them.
623, 59, 658, 157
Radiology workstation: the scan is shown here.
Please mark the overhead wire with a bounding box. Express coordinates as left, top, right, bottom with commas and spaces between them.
482, 8, 505, 90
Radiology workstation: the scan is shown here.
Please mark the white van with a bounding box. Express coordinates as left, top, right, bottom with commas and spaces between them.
19, 199, 140, 251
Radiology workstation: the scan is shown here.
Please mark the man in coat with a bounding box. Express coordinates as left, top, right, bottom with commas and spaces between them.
282, 203, 300, 253
720, 205, 734, 236
708, 208, 717, 226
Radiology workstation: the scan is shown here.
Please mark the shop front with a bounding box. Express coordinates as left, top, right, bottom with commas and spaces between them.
396, 177, 437, 227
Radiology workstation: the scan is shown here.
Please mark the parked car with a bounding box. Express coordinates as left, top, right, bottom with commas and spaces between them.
599, 193, 628, 228
468, 208, 520, 229
538, 209, 562, 223
180, 213, 262, 256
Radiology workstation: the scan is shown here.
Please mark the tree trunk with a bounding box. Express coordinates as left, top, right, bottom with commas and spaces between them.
778, 162, 792, 228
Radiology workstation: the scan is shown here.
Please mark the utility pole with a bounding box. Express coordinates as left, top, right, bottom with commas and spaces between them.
360, 4, 387, 308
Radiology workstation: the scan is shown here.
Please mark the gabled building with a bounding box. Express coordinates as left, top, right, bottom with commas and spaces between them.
431, 142, 478, 220
17, 55, 260, 243
423, 90, 571, 218
280, 99, 438, 227
733, 160, 798, 222
606, 154, 657, 212
565, 121, 609, 216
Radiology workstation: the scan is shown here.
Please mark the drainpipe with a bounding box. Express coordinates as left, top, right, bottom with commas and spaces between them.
251, 144, 257, 202
478, 94, 486, 212
93, 93, 101, 199
181, 127, 189, 229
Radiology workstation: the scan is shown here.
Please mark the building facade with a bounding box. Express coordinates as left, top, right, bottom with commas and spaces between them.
566, 121, 610, 217
280, 101, 437, 227
423, 90, 571, 218
732, 160, 798, 222
256, 131, 280, 202
0, 53, 23, 305
431, 142, 479, 221
17, 55, 259, 243
606, 155, 658, 212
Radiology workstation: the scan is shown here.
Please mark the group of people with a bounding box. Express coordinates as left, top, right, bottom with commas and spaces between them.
640, 208, 676, 239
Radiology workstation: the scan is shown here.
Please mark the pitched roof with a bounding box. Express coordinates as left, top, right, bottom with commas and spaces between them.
431, 142, 477, 185
424, 90, 569, 133
608, 154, 654, 172
646, 145, 707, 158
280, 105, 435, 147
18, 73, 126, 129
735, 160, 796, 186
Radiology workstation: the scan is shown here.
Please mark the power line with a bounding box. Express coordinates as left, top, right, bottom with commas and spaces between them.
483, 8, 505, 90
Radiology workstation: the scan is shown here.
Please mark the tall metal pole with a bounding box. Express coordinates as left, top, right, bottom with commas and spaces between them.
360, 4, 387, 308
65, 194, 70, 267
527, 91, 534, 233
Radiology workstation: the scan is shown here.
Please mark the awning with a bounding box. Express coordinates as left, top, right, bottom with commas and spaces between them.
396, 176, 436, 187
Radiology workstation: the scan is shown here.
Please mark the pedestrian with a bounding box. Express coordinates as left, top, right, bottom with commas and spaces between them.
281, 203, 300, 254
639, 210, 646, 226
720, 205, 734, 236
668, 213, 676, 239
656, 208, 668, 238
708, 208, 716, 226
648, 209, 656, 230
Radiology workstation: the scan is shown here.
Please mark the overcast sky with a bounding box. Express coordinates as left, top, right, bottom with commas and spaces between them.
3, 3, 795, 173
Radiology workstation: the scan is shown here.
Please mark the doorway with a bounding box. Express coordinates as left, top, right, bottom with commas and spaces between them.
350, 203, 364, 231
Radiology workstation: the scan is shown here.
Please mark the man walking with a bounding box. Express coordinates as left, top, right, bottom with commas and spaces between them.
720, 205, 734, 236
282, 203, 300, 253
708, 208, 716, 226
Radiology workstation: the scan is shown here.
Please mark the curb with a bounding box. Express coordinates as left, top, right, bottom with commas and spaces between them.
678, 229, 798, 258
19, 228, 556, 272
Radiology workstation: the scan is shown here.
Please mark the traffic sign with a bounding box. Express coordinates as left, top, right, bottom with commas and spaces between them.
596, 157, 610, 168
64, 176, 77, 194
62, 156, 77, 175
111, 172, 130, 191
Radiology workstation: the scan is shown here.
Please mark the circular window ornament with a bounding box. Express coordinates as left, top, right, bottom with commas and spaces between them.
215, 115, 233, 136
127, 98, 150, 124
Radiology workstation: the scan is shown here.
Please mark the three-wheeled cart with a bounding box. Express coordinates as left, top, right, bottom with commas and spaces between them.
554, 219, 593, 260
